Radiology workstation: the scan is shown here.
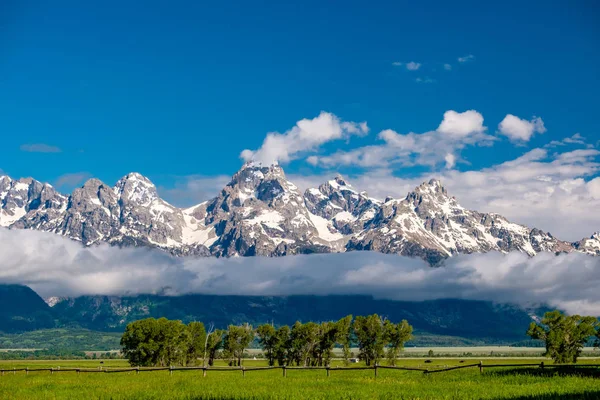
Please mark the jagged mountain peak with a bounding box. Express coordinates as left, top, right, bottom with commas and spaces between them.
114, 172, 159, 206
81, 177, 109, 190
412, 178, 448, 196
117, 172, 153, 183
331, 174, 352, 188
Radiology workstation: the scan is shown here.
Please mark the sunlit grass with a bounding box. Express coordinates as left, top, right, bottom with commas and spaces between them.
0, 358, 599, 399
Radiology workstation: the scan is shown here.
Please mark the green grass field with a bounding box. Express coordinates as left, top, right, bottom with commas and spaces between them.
0, 358, 599, 399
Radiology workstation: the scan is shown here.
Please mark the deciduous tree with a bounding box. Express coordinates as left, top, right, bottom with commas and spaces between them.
384, 319, 413, 366
527, 310, 598, 364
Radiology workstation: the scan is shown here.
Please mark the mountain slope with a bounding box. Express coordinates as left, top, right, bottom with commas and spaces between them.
0, 164, 597, 264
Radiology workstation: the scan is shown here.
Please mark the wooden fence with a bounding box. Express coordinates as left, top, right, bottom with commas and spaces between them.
1, 362, 599, 377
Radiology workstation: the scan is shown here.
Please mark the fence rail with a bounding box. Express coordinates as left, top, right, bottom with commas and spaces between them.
1, 362, 599, 377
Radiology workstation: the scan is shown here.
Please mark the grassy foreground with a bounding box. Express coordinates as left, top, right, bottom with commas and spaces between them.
0, 359, 599, 399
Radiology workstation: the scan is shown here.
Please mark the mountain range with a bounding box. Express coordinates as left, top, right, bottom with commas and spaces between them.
1, 163, 599, 265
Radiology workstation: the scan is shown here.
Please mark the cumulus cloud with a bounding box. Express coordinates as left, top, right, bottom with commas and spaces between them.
498, 114, 546, 142
20, 144, 62, 153
240, 112, 368, 165
458, 54, 475, 63
443, 63, 452, 70
1, 229, 599, 315
311, 110, 493, 169
437, 110, 485, 137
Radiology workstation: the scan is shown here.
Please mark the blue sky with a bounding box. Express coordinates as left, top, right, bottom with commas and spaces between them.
1, 1, 600, 238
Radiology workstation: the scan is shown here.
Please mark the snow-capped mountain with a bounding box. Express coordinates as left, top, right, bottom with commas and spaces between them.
1, 164, 597, 264
346, 179, 574, 264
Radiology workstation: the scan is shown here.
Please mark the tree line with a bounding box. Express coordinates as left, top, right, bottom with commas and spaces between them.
121, 310, 600, 368
120, 314, 412, 367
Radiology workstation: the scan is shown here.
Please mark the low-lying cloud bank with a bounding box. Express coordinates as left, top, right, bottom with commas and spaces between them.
1, 229, 599, 315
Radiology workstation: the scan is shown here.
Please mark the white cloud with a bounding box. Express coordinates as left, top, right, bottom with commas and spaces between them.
563, 133, 586, 145
312, 110, 492, 169
406, 62, 421, 71
443, 63, 452, 71
392, 61, 421, 71
1, 228, 599, 315
498, 114, 546, 142
437, 110, 485, 138
458, 54, 475, 63
240, 112, 368, 165
444, 153, 456, 169
20, 144, 62, 153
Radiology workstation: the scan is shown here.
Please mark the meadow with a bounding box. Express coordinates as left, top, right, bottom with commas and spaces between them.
0, 358, 599, 399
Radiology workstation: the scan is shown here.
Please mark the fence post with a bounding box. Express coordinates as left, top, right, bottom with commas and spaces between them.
136, 367, 140, 375
326, 365, 330, 377
203, 367, 207, 378
479, 361, 483, 373
169, 366, 173, 376
50, 368, 54, 375
283, 365, 287, 378
242, 367, 245, 377
540, 362, 544, 370
374, 363, 378, 379
77, 369, 80, 375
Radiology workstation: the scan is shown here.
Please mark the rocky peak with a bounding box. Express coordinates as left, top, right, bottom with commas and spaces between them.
404, 179, 458, 220
573, 231, 600, 255
71, 179, 116, 208
0, 176, 66, 227
304, 175, 380, 235
114, 172, 159, 207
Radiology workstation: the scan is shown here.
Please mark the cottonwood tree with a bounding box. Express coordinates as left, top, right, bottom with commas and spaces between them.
186, 321, 206, 366
312, 316, 353, 366
205, 329, 225, 366
121, 318, 190, 367
256, 324, 277, 366
527, 310, 598, 364
335, 315, 353, 364
289, 321, 320, 366
273, 325, 291, 366
384, 319, 413, 366
353, 314, 387, 366
223, 324, 254, 366
121, 318, 163, 367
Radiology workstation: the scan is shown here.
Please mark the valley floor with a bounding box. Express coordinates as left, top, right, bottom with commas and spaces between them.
1, 358, 600, 399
